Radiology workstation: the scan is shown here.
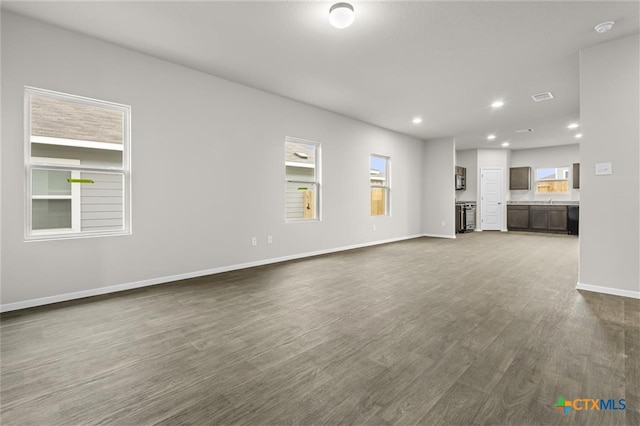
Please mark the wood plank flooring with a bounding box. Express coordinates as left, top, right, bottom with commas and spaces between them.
1, 232, 638, 425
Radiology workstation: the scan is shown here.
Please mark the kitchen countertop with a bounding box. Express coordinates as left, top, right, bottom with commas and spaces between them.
507, 201, 579, 206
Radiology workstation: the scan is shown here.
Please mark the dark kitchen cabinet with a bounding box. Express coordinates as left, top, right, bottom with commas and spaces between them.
510, 167, 531, 190
548, 208, 568, 231
530, 206, 568, 233
529, 207, 548, 231
507, 205, 530, 230
508, 205, 571, 234
573, 163, 580, 189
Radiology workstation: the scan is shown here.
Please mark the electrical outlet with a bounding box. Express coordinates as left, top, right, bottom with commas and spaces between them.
372, 225, 377, 232
441, 221, 446, 227
251, 237, 257, 246
267, 235, 273, 244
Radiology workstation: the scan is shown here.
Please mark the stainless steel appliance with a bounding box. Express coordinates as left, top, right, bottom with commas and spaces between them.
455, 201, 476, 233
455, 174, 465, 190
464, 203, 476, 231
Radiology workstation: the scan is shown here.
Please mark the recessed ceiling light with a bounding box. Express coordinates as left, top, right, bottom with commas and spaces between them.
575, 133, 583, 139
594, 21, 615, 34
491, 100, 504, 108
501, 142, 510, 147
412, 117, 423, 124
567, 123, 580, 129
329, 3, 355, 29
487, 134, 496, 140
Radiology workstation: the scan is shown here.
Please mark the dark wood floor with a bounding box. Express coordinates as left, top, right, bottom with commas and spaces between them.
1, 232, 638, 425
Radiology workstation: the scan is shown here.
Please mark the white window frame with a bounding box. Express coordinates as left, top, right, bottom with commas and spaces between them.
24, 87, 131, 241
370, 154, 391, 216
285, 137, 321, 223
31, 157, 82, 235
534, 166, 569, 194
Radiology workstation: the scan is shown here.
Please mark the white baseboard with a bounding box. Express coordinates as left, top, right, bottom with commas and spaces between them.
0, 234, 423, 313
422, 233, 456, 239
576, 282, 640, 299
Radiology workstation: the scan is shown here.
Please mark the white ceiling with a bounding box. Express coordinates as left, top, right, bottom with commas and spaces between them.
3, 1, 639, 150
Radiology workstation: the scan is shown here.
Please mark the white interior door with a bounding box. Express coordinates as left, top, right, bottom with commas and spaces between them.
481, 168, 504, 231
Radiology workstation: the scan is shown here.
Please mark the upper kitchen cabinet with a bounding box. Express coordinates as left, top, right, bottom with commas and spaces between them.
573, 163, 580, 189
510, 166, 531, 190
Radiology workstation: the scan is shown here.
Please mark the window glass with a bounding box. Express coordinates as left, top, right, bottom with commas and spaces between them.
25, 88, 130, 239
285, 138, 320, 221
535, 166, 569, 193
371, 155, 390, 216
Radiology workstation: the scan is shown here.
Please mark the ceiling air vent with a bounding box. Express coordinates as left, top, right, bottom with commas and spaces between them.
531, 92, 554, 102
515, 128, 534, 133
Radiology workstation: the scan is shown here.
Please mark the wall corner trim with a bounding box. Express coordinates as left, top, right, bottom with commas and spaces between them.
576, 282, 640, 300
0, 234, 424, 312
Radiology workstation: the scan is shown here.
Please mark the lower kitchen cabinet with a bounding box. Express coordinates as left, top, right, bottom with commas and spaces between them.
506, 205, 529, 230
508, 205, 571, 234
547, 208, 569, 231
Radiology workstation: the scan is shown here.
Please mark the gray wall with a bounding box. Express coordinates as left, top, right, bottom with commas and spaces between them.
421, 138, 455, 238
1, 13, 425, 308
579, 34, 639, 298
509, 144, 580, 202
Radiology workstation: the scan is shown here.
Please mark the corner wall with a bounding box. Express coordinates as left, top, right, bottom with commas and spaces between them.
1, 13, 425, 310
578, 34, 639, 299
421, 138, 455, 238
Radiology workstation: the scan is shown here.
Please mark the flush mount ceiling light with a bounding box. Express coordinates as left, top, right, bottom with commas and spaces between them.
594, 21, 615, 34
567, 123, 580, 129
487, 134, 496, 140
575, 133, 583, 139
412, 117, 423, 124
329, 3, 355, 29
491, 100, 504, 108
501, 142, 510, 147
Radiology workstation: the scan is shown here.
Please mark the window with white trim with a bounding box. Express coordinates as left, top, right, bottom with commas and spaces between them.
370, 154, 390, 216
285, 137, 320, 222
535, 166, 569, 194
25, 87, 131, 240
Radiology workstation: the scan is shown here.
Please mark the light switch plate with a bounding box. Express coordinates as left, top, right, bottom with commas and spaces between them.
595, 162, 612, 175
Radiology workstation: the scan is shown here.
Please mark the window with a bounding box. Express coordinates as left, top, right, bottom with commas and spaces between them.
370, 154, 390, 216
285, 137, 320, 222
535, 166, 569, 193
25, 87, 131, 240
